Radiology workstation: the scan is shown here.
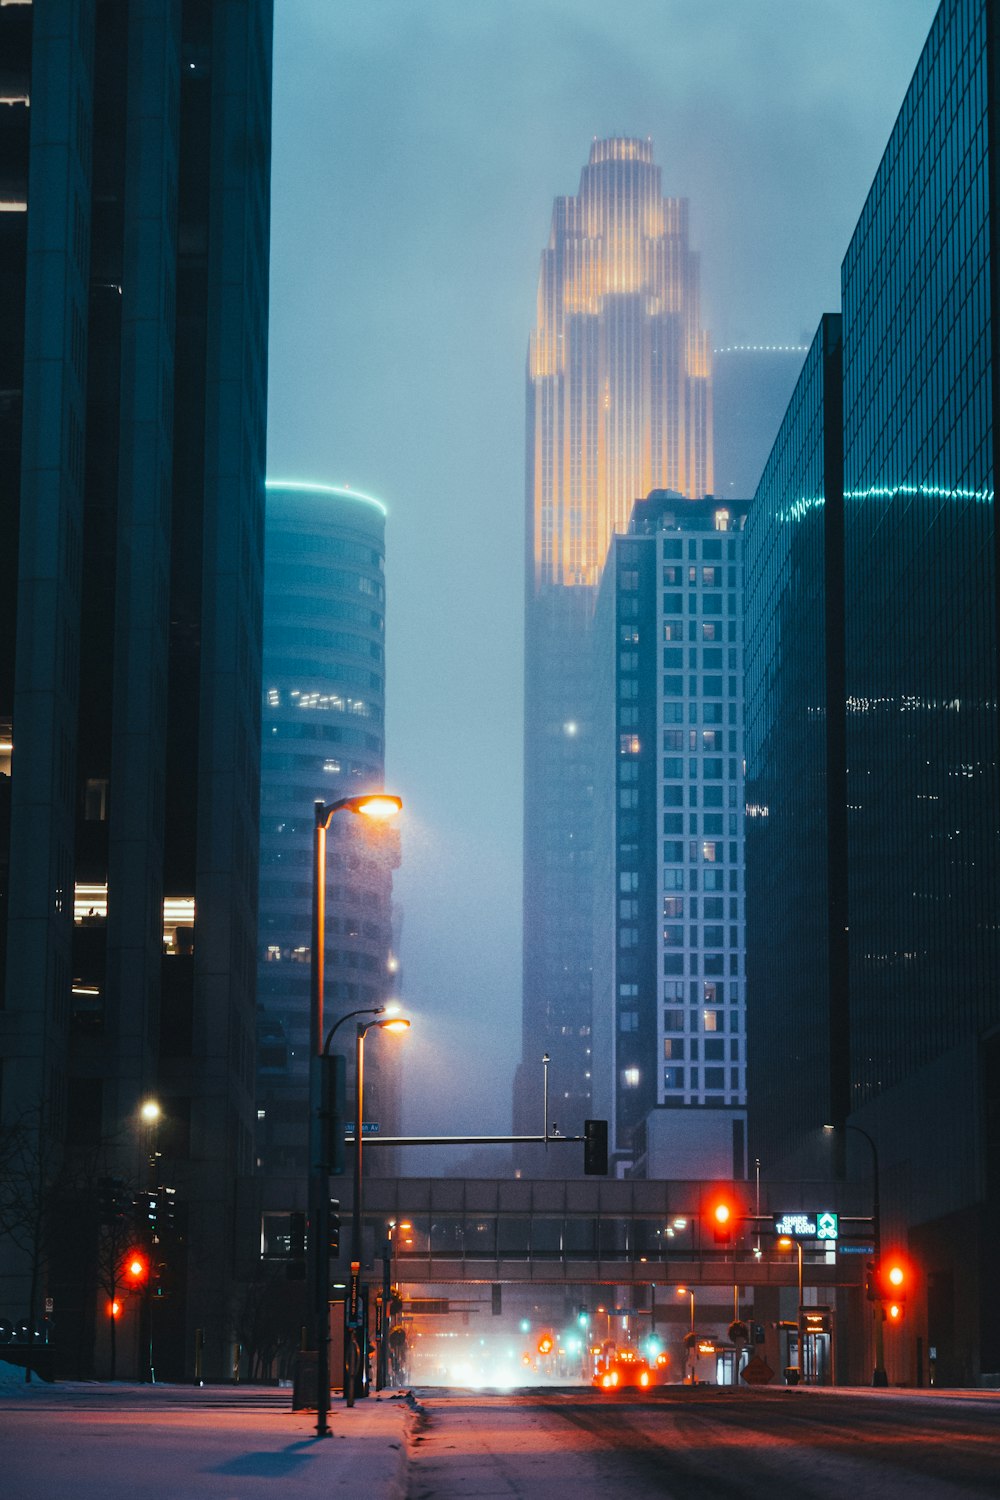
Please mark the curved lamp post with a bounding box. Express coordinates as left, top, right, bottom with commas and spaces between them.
308, 793, 401, 1437
777, 1236, 804, 1379
344, 1013, 410, 1406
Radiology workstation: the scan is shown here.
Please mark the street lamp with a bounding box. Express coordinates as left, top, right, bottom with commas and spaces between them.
777, 1236, 804, 1379
676, 1286, 696, 1384
308, 792, 402, 1437
137, 1100, 162, 1383
344, 1013, 410, 1406
825, 1122, 885, 1386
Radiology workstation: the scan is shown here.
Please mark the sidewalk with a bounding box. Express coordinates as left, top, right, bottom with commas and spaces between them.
0, 1366, 414, 1500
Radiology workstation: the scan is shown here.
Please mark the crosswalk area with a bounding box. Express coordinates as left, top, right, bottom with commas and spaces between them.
0, 1381, 296, 1413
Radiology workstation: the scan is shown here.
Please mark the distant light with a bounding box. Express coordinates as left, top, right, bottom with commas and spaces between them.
564, 721, 578, 736
140, 1100, 161, 1123
265, 479, 387, 516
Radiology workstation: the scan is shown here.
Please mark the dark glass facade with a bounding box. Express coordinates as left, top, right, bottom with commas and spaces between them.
842, 0, 999, 1101
744, 317, 846, 1168
745, 0, 1000, 1382
0, 0, 273, 1381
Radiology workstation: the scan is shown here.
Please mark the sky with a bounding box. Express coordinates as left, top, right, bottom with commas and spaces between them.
266, 0, 940, 1158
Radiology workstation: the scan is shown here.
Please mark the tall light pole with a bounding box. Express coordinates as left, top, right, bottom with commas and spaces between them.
345, 1012, 410, 1406
777, 1236, 804, 1379
676, 1285, 696, 1383
308, 793, 401, 1437
826, 1122, 885, 1385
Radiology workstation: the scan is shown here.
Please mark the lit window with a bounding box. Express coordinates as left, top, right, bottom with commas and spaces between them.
622, 1067, 640, 1088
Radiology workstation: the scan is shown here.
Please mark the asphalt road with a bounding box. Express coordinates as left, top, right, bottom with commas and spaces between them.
405, 1385, 1000, 1499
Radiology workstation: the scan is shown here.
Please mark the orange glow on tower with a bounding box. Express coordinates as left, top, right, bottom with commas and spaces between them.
527, 137, 713, 593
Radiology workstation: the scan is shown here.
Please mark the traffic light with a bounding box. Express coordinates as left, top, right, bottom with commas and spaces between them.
708, 1197, 734, 1243
537, 1333, 553, 1355
879, 1258, 908, 1319
584, 1119, 608, 1175
311, 1054, 346, 1174
124, 1251, 148, 1290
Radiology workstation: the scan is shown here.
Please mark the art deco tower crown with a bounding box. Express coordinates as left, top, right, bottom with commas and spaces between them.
527, 137, 712, 590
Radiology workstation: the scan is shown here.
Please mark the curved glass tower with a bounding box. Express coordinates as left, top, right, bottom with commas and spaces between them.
256, 481, 400, 1176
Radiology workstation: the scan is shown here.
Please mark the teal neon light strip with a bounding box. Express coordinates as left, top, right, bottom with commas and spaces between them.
265, 479, 387, 516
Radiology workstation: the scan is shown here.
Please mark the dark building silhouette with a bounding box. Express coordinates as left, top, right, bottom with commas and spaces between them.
746, 0, 1000, 1384
0, 0, 272, 1381
744, 317, 846, 1167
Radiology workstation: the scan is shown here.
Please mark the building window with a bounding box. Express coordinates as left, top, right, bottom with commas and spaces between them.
703, 1009, 721, 1031
704, 1066, 725, 1089
622, 1067, 640, 1088
620, 734, 640, 755
619, 1011, 639, 1032
620, 872, 638, 892
662, 896, 683, 918
663, 1066, 684, 1090
663, 1038, 684, 1060
83, 778, 109, 821
664, 1008, 684, 1030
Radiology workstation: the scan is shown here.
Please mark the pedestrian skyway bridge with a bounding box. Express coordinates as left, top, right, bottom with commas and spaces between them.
359, 1176, 874, 1289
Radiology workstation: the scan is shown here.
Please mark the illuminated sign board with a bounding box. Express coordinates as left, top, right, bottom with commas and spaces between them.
773, 1211, 839, 1241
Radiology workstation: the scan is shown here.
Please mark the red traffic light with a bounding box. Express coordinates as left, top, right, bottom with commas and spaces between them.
124, 1252, 148, 1287
707, 1196, 735, 1243
878, 1257, 909, 1302
886, 1301, 904, 1322
537, 1333, 553, 1355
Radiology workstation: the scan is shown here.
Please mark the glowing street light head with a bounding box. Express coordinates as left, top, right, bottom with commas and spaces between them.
353, 794, 402, 820
140, 1100, 161, 1123
377, 1017, 410, 1035
777, 1236, 793, 1250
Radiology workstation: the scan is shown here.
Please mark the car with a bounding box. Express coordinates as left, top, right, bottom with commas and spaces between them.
592, 1349, 655, 1390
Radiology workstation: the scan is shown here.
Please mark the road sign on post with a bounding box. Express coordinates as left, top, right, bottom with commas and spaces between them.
347, 1262, 362, 1329
740, 1354, 775, 1386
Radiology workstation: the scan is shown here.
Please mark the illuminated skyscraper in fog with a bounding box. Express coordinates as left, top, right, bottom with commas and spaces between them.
517, 138, 713, 1150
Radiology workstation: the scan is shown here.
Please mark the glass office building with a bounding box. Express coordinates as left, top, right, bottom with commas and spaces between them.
593, 492, 748, 1178
256, 482, 400, 1178
744, 316, 847, 1168
745, 0, 1000, 1382
0, 1, 273, 1380
842, 0, 999, 1097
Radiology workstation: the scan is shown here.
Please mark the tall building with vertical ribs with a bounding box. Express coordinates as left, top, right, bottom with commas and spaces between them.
0, 0, 272, 1380
517, 138, 712, 1151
